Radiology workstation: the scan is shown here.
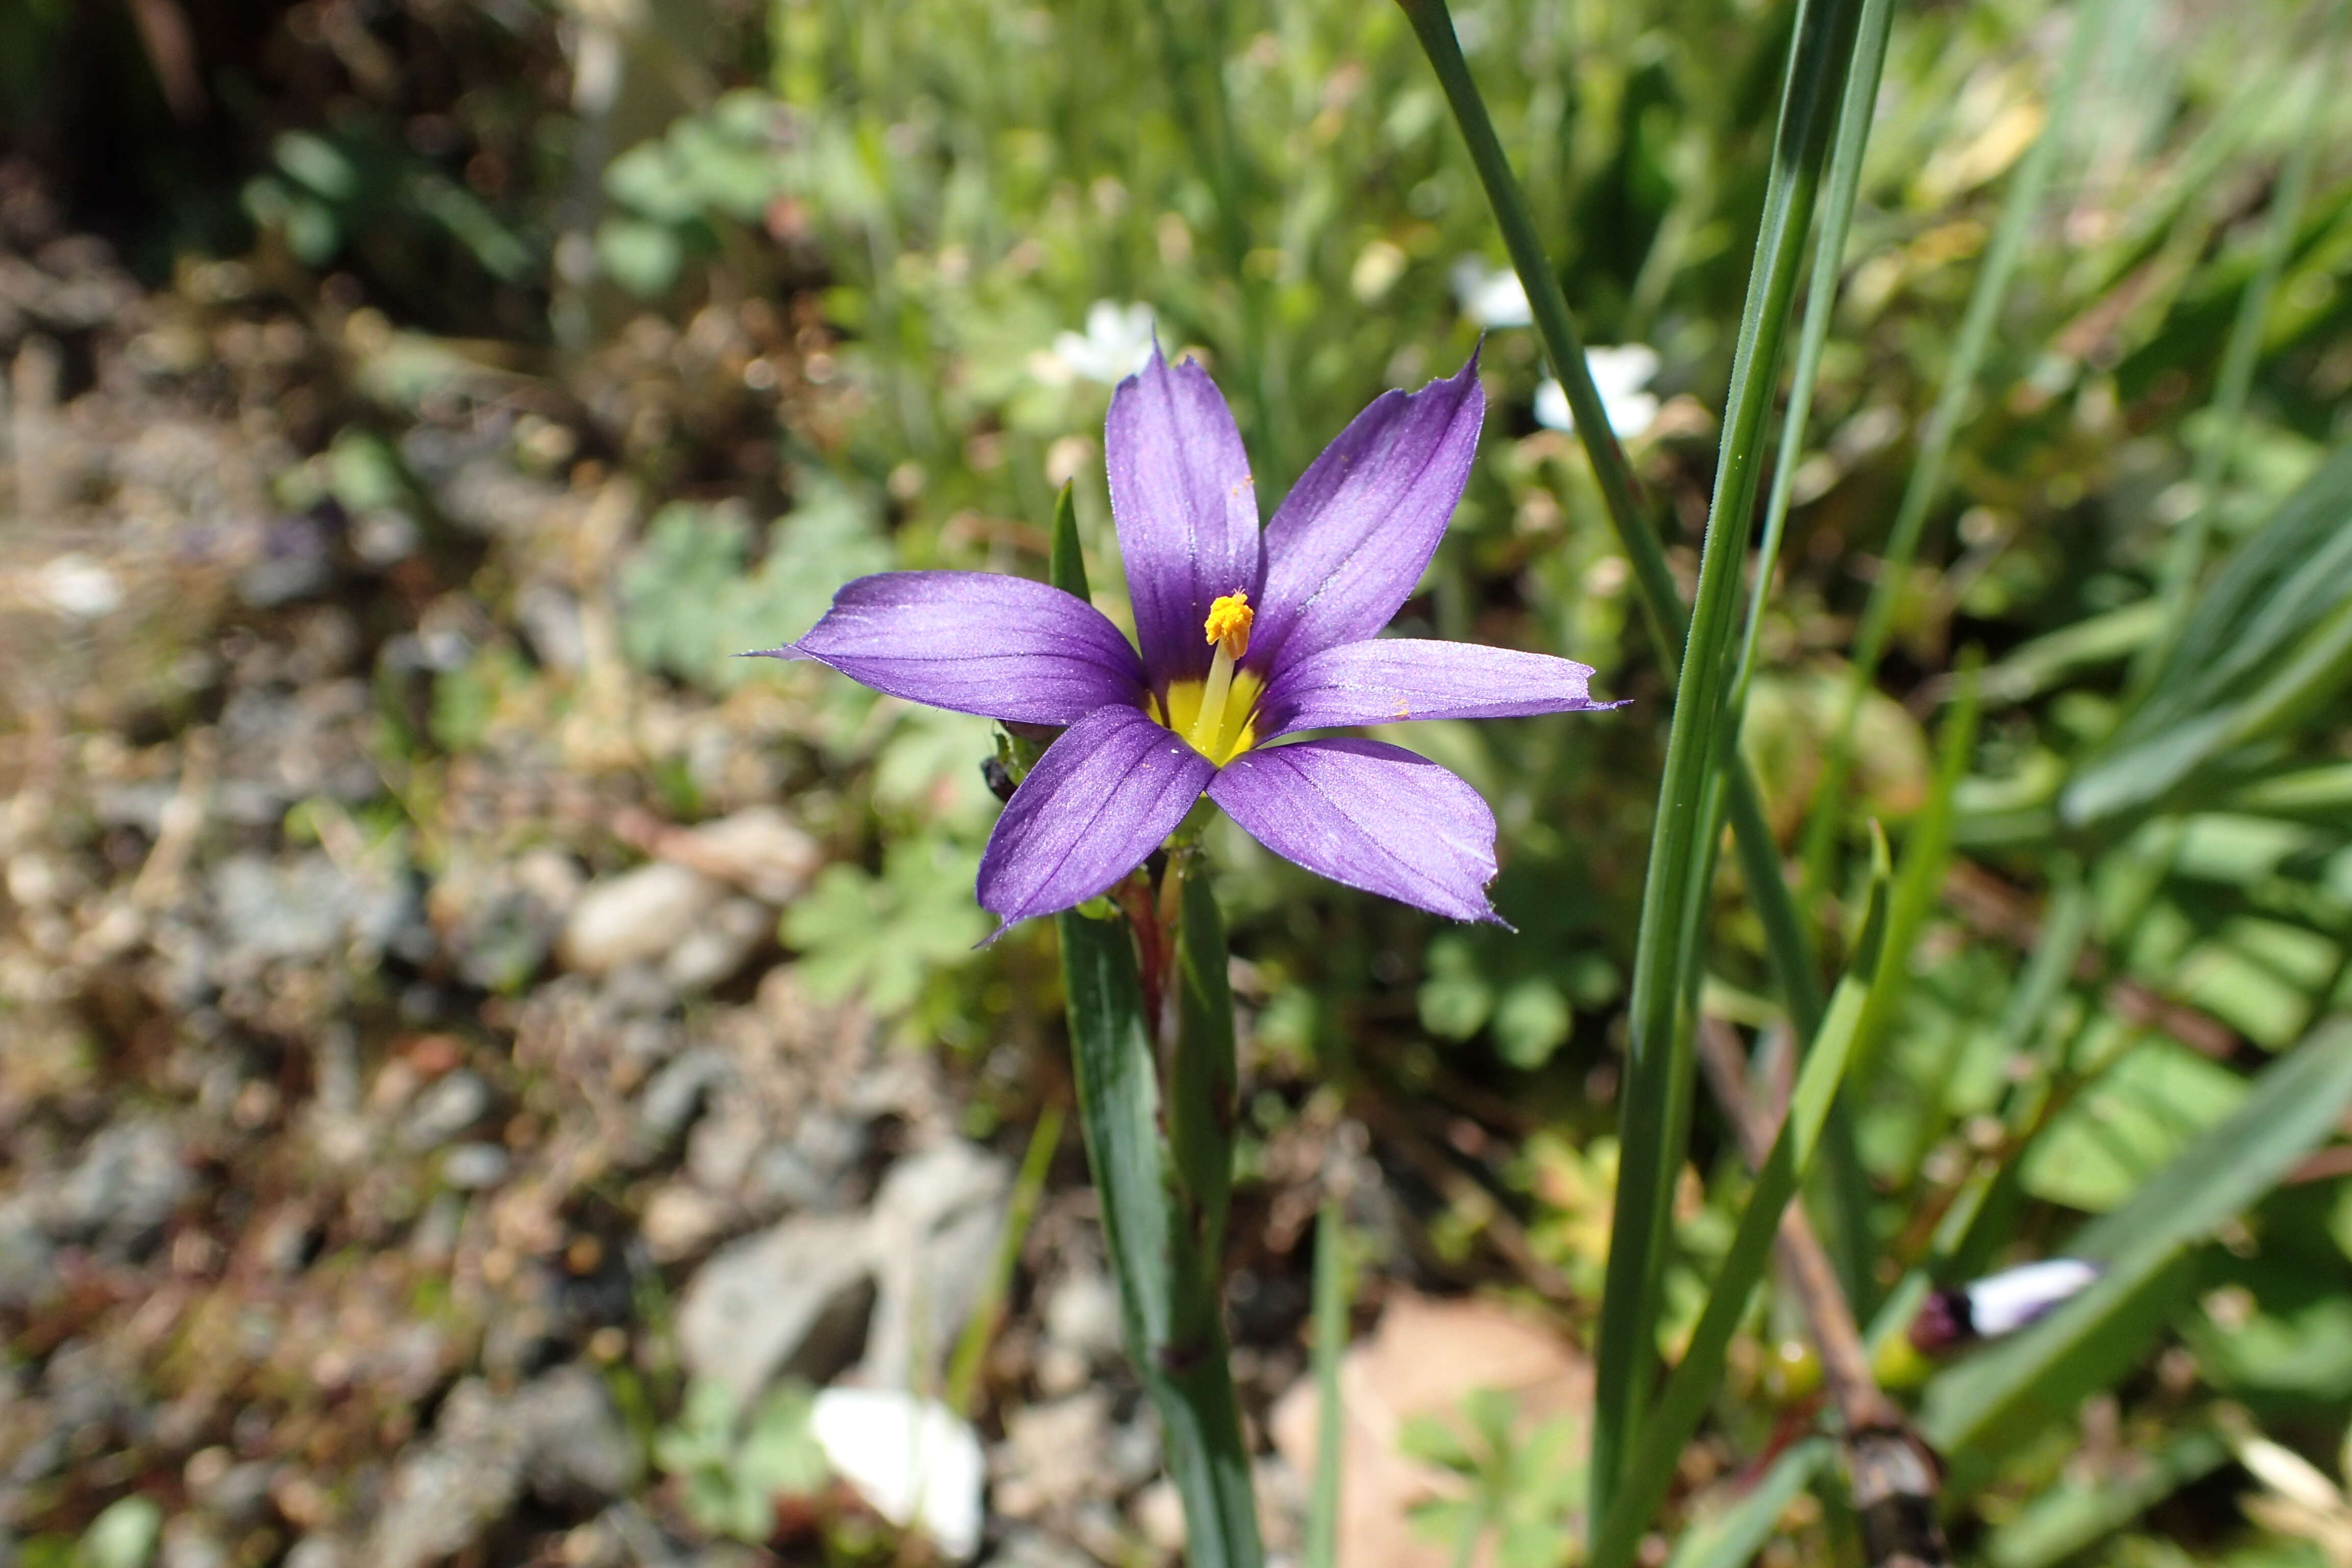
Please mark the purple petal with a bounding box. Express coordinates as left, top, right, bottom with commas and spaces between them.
1249, 352, 1485, 674
766, 571, 1144, 725
978, 704, 1214, 925
1105, 347, 1264, 687
1257, 638, 1624, 739
1206, 737, 1502, 922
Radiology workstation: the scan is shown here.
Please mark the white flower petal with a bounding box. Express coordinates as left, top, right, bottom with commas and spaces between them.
1449, 257, 1533, 329
811, 1388, 988, 1560
1965, 1257, 2100, 1337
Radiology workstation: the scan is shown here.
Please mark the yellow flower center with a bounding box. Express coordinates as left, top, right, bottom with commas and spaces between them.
1150, 591, 1263, 766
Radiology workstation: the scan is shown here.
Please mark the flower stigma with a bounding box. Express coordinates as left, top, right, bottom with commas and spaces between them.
1180, 591, 1259, 764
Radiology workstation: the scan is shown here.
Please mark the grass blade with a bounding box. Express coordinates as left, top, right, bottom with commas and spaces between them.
2138, 33, 2336, 682
1304, 1200, 1352, 1568
1402, 0, 1826, 1068
1058, 909, 1263, 1568
1798, 0, 2125, 894
1052, 476, 1260, 1568
1725, 0, 1897, 1303
1586, 0, 1866, 1521
1664, 1439, 1836, 1568
944, 1098, 1065, 1415
1589, 830, 1895, 1568
1845, 652, 1981, 1103
1921, 1017, 2352, 1462
1983, 1427, 2229, 1568
2062, 440, 2352, 827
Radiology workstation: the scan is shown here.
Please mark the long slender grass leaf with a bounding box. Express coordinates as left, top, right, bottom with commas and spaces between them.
1304, 1201, 1352, 1568
1799, 0, 2125, 892
1059, 909, 1264, 1568
1589, 832, 1893, 1568
1984, 1427, 2229, 1568
1665, 1439, 1835, 1568
1590, 0, 1866, 1523
1403, 0, 1826, 1079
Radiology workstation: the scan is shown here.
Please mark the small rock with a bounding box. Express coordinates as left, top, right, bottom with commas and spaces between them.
366, 1368, 637, 1568
517, 582, 587, 671
280, 1539, 350, 1568
440, 1142, 511, 1190
662, 896, 769, 992
861, 1139, 1010, 1389
401, 1070, 491, 1153
558, 862, 725, 975
159, 1516, 231, 1568
1133, 1478, 1186, 1554
811, 1388, 987, 1561
211, 852, 409, 966
985, 1527, 1100, 1568
640, 1182, 729, 1262
675, 807, 821, 904
514, 1364, 641, 1503
630, 1049, 730, 1163
48, 1119, 189, 1255
1043, 1266, 1124, 1365
674, 1212, 873, 1402
995, 1391, 1114, 1520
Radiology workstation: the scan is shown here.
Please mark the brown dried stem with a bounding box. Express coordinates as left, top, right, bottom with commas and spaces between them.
1697, 1016, 1951, 1568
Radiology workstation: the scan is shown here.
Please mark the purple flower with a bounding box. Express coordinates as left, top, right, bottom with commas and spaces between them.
767, 347, 1620, 929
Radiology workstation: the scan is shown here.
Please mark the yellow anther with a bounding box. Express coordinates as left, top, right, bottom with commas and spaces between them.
1203, 592, 1254, 659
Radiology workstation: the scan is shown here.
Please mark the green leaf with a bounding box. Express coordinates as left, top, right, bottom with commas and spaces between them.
782, 837, 989, 1015
1589, 830, 1893, 1568
1923, 1017, 2352, 1461
2021, 1037, 2249, 1212
619, 476, 891, 691
2065, 439, 2352, 827
1799, 0, 2125, 890
1059, 907, 1263, 1568
1579, 0, 1870, 1517
1664, 1438, 1833, 1568
1983, 1427, 2229, 1568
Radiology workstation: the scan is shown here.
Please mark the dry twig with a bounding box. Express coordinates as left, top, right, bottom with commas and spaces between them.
1697, 1017, 1952, 1568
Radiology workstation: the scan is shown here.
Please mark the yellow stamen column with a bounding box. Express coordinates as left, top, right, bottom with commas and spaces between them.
1187, 592, 1254, 757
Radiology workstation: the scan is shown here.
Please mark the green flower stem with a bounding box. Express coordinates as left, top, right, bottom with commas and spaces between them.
1400, 0, 1824, 1046
1796, 0, 2121, 900
1059, 908, 1262, 1568
1047, 479, 1261, 1568
1405, 0, 1865, 1526
1594, 0, 1865, 1524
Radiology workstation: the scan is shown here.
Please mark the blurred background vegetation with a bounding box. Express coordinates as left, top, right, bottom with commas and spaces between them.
0, 0, 2348, 1563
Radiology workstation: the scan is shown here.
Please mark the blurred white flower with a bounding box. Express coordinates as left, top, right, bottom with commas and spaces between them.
35, 553, 124, 620
1449, 257, 1532, 329
1043, 300, 1158, 387
810, 1388, 987, 1560
1535, 344, 1663, 438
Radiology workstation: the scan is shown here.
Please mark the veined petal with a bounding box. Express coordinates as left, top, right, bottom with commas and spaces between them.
1105, 347, 1264, 687
1250, 353, 1484, 674
978, 705, 1214, 925
766, 571, 1145, 725
1257, 638, 1623, 739
1207, 737, 1502, 923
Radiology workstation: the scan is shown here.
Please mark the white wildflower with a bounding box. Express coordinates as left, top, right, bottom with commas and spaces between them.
1535, 344, 1663, 438
1449, 256, 1533, 329
1044, 300, 1158, 387
810, 1387, 987, 1560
